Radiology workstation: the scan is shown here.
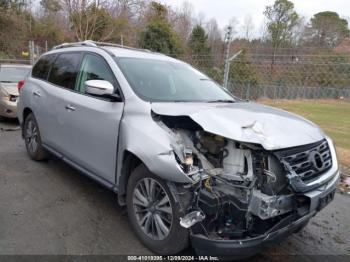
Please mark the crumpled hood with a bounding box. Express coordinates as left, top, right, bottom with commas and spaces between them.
0, 83, 18, 96
151, 101, 325, 150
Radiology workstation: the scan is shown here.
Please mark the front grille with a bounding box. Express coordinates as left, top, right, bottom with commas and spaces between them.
275, 140, 332, 182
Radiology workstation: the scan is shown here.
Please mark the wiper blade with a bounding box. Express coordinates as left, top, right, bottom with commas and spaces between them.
0, 81, 13, 83
207, 99, 235, 103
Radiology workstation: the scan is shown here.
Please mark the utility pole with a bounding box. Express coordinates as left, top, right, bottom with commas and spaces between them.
224, 49, 243, 89
29, 41, 35, 65
36, 45, 39, 60
223, 25, 233, 88
31, 41, 35, 65
28, 41, 31, 65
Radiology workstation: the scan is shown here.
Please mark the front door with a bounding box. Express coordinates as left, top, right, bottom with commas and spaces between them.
61, 53, 124, 184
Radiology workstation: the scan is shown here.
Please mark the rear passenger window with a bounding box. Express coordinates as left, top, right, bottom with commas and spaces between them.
48, 53, 81, 90
32, 54, 56, 80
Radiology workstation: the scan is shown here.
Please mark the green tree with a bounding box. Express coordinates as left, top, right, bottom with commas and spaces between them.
34, 0, 69, 48
188, 25, 210, 55
148, 1, 167, 19
187, 25, 212, 71
140, 2, 183, 56
140, 20, 183, 56
0, 2, 31, 57
68, 3, 117, 41
264, 0, 299, 66
304, 11, 350, 49
33, 18, 71, 48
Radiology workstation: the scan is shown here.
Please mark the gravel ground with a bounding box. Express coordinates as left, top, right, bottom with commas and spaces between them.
0, 120, 349, 260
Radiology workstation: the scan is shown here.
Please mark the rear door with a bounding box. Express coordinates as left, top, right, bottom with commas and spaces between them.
29, 53, 59, 145
59, 52, 124, 184
43, 52, 82, 152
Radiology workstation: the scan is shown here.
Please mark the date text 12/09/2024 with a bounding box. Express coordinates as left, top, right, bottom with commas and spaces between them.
127, 256, 220, 261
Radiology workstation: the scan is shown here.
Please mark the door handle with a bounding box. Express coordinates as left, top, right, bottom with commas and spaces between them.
33, 91, 41, 97
65, 105, 76, 111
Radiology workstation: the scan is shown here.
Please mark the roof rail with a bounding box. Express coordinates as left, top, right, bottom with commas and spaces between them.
52, 40, 152, 53
52, 40, 97, 50
95, 41, 153, 53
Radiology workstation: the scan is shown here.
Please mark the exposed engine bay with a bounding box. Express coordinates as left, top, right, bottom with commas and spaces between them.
153, 113, 330, 240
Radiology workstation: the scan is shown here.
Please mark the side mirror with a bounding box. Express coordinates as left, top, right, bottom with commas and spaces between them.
85, 80, 114, 96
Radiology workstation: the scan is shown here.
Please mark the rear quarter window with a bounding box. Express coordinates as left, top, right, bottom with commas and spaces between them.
32, 54, 56, 80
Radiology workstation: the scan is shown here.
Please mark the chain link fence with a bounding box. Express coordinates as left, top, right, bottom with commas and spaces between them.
226, 53, 350, 100
230, 83, 350, 100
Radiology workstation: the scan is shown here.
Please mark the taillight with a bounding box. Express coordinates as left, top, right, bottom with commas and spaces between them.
18, 80, 25, 91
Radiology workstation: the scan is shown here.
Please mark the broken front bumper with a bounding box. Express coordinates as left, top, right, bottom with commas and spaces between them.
191, 169, 340, 257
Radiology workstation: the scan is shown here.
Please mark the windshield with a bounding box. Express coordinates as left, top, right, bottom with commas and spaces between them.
115, 57, 235, 102
0, 67, 30, 83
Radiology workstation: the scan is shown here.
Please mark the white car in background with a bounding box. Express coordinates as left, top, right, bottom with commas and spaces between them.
0, 64, 31, 120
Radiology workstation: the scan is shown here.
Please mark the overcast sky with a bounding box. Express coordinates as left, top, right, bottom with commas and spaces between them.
160, 0, 350, 36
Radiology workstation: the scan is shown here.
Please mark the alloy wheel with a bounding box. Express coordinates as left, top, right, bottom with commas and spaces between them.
132, 178, 173, 240
25, 119, 38, 154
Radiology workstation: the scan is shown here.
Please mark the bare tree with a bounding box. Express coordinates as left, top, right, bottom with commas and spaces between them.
206, 18, 224, 66
63, 0, 112, 41
241, 15, 255, 41
206, 18, 222, 44
107, 0, 145, 19
292, 16, 306, 46
229, 17, 239, 36
196, 12, 206, 26
169, 1, 193, 42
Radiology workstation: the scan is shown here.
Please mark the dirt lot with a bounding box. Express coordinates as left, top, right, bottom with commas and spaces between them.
0, 120, 350, 260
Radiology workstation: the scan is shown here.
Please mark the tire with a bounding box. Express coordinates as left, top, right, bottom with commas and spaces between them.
126, 164, 189, 255
23, 113, 48, 161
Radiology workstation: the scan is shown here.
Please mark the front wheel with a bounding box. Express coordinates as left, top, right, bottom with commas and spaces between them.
126, 164, 189, 255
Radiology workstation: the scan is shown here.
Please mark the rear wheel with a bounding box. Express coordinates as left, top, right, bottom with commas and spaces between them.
24, 113, 48, 161
126, 164, 189, 255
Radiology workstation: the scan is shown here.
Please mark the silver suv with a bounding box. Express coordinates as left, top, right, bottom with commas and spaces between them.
18, 41, 339, 257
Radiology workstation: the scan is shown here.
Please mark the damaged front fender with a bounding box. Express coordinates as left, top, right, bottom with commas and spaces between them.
116, 107, 194, 189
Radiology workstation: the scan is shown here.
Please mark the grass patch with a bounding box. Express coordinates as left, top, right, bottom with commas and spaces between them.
260, 99, 350, 167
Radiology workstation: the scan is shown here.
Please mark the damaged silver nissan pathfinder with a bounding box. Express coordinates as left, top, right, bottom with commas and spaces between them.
18, 41, 339, 257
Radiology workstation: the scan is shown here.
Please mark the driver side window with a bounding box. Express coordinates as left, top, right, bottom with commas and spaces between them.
76, 53, 116, 95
